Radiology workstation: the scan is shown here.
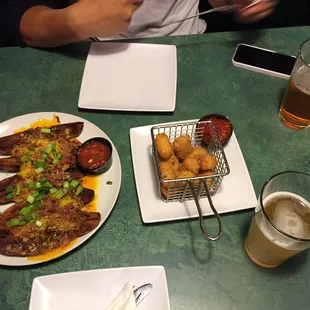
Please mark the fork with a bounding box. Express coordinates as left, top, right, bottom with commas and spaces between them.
162, 0, 262, 27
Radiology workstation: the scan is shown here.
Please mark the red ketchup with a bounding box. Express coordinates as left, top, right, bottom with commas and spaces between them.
78, 141, 111, 170
200, 116, 232, 145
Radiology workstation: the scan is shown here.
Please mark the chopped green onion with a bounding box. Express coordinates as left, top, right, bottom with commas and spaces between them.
106, 181, 113, 185
50, 188, 57, 194
75, 185, 83, 196
69, 180, 79, 188
19, 205, 37, 216
53, 158, 59, 165
34, 160, 45, 168
23, 183, 30, 188
45, 181, 53, 188
23, 215, 33, 223
42, 153, 48, 159
47, 143, 53, 148
7, 218, 20, 227
36, 195, 44, 201
40, 177, 47, 183
32, 191, 40, 198
36, 182, 41, 189
26, 195, 35, 204
29, 182, 37, 189
18, 220, 27, 226
5, 186, 14, 193
56, 153, 62, 160
15, 186, 22, 196
35, 167, 44, 174
28, 146, 35, 151
41, 128, 51, 134
35, 220, 43, 228
21, 155, 30, 162
6, 192, 15, 200
45, 147, 52, 154
67, 176, 72, 182
39, 148, 46, 153
54, 189, 66, 200
63, 181, 69, 189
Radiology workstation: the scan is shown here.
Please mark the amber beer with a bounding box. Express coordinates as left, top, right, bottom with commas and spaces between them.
245, 192, 310, 268
279, 78, 310, 129
279, 39, 310, 129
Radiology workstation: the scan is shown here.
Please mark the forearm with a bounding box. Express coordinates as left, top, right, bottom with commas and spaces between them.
20, 6, 81, 48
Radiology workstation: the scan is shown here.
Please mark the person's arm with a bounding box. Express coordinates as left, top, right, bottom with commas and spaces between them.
208, 0, 278, 22
20, 6, 78, 47
0, 0, 142, 48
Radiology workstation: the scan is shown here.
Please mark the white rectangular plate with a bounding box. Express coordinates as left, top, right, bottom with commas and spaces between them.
78, 42, 177, 112
130, 120, 257, 223
29, 266, 170, 310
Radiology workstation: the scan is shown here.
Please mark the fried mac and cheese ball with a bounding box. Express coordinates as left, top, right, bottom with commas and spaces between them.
159, 161, 175, 188
156, 133, 173, 160
199, 154, 217, 171
173, 135, 193, 160
182, 156, 200, 175
190, 146, 209, 158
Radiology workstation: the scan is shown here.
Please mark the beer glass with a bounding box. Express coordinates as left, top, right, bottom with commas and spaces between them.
245, 171, 310, 268
279, 39, 310, 130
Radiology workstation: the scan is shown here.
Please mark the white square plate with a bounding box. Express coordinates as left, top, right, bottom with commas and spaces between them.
130, 120, 257, 223
78, 42, 177, 112
29, 266, 170, 310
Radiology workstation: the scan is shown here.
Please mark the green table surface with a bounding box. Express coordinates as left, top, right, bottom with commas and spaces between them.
0, 26, 309, 310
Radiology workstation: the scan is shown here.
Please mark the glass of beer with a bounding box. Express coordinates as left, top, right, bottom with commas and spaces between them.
245, 171, 310, 268
279, 39, 310, 129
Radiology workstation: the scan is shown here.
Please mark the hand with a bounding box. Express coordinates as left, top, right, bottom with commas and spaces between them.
67, 0, 143, 39
234, 0, 278, 23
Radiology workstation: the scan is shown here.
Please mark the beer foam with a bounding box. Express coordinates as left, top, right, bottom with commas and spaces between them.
257, 192, 310, 250
294, 66, 310, 94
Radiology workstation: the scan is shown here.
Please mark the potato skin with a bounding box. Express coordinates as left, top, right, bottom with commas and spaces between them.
173, 135, 193, 160
156, 133, 173, 160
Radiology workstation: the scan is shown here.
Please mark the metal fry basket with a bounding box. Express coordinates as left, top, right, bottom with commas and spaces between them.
151, 120, 230, 241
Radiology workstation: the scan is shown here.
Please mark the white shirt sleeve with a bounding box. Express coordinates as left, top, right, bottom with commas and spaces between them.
209, 0, 230, 7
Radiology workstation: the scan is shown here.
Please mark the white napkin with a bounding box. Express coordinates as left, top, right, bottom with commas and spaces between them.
106, 282, 136, 310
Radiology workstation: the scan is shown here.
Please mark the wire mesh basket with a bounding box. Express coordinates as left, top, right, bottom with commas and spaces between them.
151, 120, 230, 241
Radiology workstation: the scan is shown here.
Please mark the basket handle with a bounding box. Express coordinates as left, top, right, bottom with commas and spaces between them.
188, 181, 223, 241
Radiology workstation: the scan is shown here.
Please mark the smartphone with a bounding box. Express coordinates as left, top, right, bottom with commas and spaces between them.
232, 43, 296, 79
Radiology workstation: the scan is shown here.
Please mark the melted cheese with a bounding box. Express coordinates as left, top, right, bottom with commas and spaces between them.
28, 240, 77, 262
14, 114, 60, 133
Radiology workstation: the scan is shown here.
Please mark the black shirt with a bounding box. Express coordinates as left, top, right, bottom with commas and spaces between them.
0, 0, 69, 47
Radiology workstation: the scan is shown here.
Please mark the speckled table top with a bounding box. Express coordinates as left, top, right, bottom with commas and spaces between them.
0, 26, 309, 310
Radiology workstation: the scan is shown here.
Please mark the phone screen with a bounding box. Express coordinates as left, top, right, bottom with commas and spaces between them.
233, 44, 296, 76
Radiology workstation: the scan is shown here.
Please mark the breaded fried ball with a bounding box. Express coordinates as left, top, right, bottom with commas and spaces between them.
198, 170, 213, 188
156, 133, 173, 160
199, 154, 217, 171
160, 161, 175, 188
190, 146, 209, 158
182, 156, 200, 175
167, 153, 180, 171
175, 169, 195, 186
173, 135, 193, 160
